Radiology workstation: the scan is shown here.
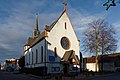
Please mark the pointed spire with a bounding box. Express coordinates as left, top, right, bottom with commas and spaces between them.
63, 2, 67, 11
33, 13, 40, 38
35, 13, 38, 30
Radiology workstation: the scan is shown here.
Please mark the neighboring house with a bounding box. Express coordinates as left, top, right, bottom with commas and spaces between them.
5, 58, 19, 71
24, 3, 80, 75
83, 53, 120, 72
1, 58, 19, 71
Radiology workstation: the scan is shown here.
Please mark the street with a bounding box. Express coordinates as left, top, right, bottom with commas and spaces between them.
87, 72, 120, 80
0, 71, 120, 80
0, 71, 42, 80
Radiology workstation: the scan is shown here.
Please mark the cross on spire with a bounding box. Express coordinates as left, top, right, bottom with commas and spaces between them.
63, 2, 67, 11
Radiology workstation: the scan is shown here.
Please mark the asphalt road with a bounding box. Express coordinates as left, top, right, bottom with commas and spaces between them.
1, 71, 120, 80
87, 72, 120, 80
0, 71, 43, 80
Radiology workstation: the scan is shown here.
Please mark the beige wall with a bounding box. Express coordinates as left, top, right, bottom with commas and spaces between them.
86, 63, 99, 72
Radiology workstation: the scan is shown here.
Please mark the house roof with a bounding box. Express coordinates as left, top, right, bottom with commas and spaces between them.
84, 53, 120, 63
45, 20, 58, 32
62, 50, 79, 65
84, 56, 96, 63
30, 31, 45, 47
103, 52, 120, 56
24, 31, 45, 47
24, 37, 35, 46
24, 10, 66, 49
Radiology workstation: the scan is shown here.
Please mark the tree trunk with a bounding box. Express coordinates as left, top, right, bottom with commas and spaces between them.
95, 32, 99, 72
101, 52, 103, 72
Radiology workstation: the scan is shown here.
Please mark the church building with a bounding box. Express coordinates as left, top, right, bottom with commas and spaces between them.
24, 3, 80, 75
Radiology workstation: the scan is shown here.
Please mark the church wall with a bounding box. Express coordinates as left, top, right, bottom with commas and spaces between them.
24, 39, 47, 68
46, 12, 80, 73
47, 12, 80, 60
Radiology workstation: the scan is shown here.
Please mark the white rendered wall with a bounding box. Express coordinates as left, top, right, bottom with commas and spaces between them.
86, 63, 99, 72
24, 39, 47, 68
47, 12, 80, 61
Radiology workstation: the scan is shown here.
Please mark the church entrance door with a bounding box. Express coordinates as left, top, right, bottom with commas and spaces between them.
63, 63, 69, 74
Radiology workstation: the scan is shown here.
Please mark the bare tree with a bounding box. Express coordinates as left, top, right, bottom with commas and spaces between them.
83, 19, 117, 71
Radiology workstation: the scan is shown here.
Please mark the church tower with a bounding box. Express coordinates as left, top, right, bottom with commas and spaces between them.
33, 14, 40, 38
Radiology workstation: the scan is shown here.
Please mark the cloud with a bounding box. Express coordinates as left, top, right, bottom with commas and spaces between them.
113, 21, 120, 32
0, 0, 62, 61
0, 0, 45, 60
67, 7, 106, 39
112, 22, 120, 52
112, 21, 120, 49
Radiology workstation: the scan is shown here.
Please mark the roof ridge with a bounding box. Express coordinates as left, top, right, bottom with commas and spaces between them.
45, 10, 66, 32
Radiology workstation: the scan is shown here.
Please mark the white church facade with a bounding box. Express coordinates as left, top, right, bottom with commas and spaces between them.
24, 3, 80, 75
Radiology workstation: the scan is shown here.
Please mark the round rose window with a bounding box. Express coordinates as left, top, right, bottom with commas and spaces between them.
60, 37, 70, 50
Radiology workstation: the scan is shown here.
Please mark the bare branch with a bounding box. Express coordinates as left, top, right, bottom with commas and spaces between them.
82, 19, 117, 55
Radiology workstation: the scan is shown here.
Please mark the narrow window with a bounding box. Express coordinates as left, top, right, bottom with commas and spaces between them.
41, 46, 43, 62
26, 55, 27, 65
29, 53, 30, 65
32, 51, 33, 64
54, 47, 57, 57
36, 49, 38, 63
65, 22, 67, 29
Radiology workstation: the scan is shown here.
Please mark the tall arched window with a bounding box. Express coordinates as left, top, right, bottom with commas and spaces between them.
32, 51, 33, 64
29, 53, 30, 65
41, 46, 43, 62
36, 49, 38, 63
54, 47, 57, 57
65, 22, 67, 30
26, 54, 28, 65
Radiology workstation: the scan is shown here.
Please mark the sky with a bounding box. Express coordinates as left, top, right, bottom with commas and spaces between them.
0, 0, 120, 62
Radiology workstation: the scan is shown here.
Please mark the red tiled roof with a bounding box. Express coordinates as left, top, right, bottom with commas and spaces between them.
84, 53, 120, 63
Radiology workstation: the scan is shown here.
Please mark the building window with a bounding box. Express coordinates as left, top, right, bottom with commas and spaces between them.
36, 49, 38, 63
54, 47, 57, 57
26, 54, 27, 65
65, 22, 67, 29
29, 53, 30, 65
60, 37, 70, 50
41, 46, 43, 62
32, 51, 33, 64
